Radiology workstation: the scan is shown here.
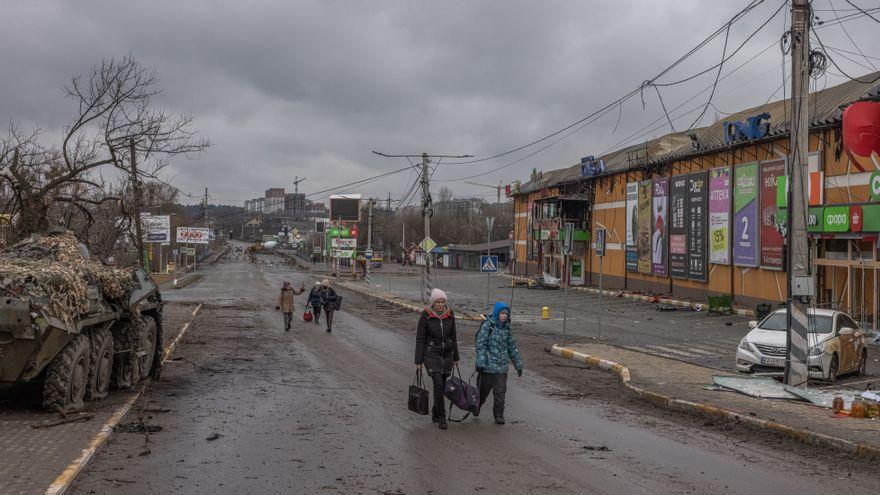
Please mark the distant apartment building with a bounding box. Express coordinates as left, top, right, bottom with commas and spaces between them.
285, 193, 306, 217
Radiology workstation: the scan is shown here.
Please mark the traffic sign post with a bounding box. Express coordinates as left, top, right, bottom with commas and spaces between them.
596, 227, 607, 341
485, 217, 495, 309
480, 255, 498, 273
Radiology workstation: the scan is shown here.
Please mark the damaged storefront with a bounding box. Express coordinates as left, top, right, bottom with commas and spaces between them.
510, 73, 880, 329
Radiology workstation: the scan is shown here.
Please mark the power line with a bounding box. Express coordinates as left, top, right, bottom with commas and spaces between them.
811, 24, 880, 83
437, 0, 772, 167
829, 0, 877, 70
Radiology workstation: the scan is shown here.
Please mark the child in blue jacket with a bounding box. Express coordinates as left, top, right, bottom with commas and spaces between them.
475, 301, 523, 424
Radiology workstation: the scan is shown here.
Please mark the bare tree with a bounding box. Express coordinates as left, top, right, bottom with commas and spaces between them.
0, 56, 208, 243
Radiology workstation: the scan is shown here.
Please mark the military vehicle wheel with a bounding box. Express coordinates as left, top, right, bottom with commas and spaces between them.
86, 328, 113, 400
138, 317, 158, 380
42, 335, 90, 412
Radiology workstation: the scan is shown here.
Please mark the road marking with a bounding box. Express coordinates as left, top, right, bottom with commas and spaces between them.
45, 303, 204, 495
649, 345, 707, 358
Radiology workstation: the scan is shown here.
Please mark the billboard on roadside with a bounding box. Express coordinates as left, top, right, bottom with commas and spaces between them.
141, 214, 170, 243
329, 194, 361, 222
669, 175, 688, 279
176, 227, 210, 244
651, 177, 668, 277
760, 158, 786, 269
733, 162, 759, 266
687, 171, 708, 282
709, 167, 730, 265
637, 180, 652, 274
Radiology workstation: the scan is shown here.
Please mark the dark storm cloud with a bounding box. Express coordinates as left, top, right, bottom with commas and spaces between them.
2, 1, 878, 204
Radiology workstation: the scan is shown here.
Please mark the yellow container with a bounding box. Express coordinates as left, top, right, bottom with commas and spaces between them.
541, 306, 550, 319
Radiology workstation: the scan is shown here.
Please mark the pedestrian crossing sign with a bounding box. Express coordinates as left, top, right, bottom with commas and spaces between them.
480, 255, 498, 273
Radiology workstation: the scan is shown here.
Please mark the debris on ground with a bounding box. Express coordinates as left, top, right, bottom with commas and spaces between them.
30, 413, 94, 429
206, 433, 222, 441
656, 304, 678, 311
582, 445, 611, 451
115, 422, 163, 434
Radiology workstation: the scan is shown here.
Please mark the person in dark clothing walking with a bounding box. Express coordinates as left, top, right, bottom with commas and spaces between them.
320, 279, 340, 333
475, 301, 523, 425
276, 281, 305, 331
307, 282, 324, 326
414, 288, 459, 430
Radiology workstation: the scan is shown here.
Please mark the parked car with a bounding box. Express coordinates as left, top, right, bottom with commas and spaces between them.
735, 308, 868, 383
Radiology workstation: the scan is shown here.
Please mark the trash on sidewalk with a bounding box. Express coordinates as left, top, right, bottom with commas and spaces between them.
711, 375, 802, 400
784, 386, 864, 411
656, 303, 678, 312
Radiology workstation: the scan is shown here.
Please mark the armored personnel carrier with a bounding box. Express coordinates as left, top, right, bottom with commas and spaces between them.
0, 231, 162, 411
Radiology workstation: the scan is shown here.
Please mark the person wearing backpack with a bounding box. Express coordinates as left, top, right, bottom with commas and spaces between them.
475, 301, 523, 425
414, 288, 459, 430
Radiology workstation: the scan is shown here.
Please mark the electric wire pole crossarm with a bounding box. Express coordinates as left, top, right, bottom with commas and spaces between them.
372, 151, 473, 302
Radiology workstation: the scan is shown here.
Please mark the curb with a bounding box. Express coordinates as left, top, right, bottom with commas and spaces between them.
549, 344, 880, 462
502, 273, 754, 317
337, 281, 487, 321
44, 303, 204, 495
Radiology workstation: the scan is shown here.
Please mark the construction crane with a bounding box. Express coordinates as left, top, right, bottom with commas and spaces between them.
464, 180, 504, 203
293, 176, 307, 194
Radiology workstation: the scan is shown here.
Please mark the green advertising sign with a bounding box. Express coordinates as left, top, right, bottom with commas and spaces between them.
871, 171, 880, 201
807, 207, 823, 233
328, 227, 340, 237
733, 162, 758, 214
862, 204, 880, 232
823, 206, 850, 232
776, 175, 787, 209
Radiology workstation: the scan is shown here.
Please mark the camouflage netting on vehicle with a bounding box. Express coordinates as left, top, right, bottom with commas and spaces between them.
0, 232, 134, 326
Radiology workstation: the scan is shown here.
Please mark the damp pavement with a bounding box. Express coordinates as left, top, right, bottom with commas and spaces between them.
369, 269, 880, 380
69, 255, 880, 494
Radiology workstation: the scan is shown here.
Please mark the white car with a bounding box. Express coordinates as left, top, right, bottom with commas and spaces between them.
735, 308, 868, 383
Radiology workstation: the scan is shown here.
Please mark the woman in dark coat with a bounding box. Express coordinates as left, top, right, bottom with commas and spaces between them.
307, 282, 324, 326
414, 288, 459, 430
320, 279, 340, 333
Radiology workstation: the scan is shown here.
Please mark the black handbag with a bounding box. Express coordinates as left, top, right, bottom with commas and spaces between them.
408, 369, 430, 415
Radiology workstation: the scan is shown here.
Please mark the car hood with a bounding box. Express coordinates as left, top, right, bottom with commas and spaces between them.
746, 328, 834, 346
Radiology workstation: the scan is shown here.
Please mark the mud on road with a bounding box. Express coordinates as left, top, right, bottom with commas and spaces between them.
71, 261, 880, 494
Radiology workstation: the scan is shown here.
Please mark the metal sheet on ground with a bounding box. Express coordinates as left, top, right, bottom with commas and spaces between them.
712, 375, 803, 400
783, 385, 863, 410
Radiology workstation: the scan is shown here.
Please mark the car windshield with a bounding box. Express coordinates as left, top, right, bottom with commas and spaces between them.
759, 313, 833, 333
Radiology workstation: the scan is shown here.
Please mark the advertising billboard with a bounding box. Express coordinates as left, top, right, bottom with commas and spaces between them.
687, 171, 708, 282
625, 182, 638, 246
637, 180, 653, 274
708, 167, 730, 265
329, 195, 361, 222
651, 177, 668, 277
176, 227, 210, 244
141, 214, 171, 243
760, 158, 786, 269
669, 175, 688, 279
733, 162, 759, 266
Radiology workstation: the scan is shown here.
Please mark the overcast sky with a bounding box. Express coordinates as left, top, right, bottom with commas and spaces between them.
2, 0, 879, 206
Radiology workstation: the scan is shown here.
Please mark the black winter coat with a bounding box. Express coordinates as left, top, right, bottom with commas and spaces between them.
414, 308, 459, 374
307, 287, 324, 307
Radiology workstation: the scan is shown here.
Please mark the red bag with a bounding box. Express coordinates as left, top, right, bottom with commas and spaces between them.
303, 309, 313, 322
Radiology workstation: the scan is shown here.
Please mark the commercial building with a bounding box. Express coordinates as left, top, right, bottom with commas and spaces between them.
510, 73, 880, 329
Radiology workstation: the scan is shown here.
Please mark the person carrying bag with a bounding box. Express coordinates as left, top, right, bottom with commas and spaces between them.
407, 369, 430, 415
414, 288, 459, 430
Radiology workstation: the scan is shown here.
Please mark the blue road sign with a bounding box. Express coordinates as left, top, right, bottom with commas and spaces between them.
480, 255, 499, 273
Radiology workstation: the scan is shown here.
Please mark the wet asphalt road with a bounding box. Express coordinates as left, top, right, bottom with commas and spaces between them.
71, 253, 880, 494
370, 269, 880, 379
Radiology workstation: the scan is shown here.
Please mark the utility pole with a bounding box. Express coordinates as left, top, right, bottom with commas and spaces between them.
784, 0, 812, 387
129, 139, 146, 269
486, 216, 495, 307
421, 153, 432, 302
366, 198, 374, 286
372, 150, 473, 303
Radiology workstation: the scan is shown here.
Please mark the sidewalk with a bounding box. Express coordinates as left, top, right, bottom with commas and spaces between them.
0, 302, 201, 495
555, 342, 880, 459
